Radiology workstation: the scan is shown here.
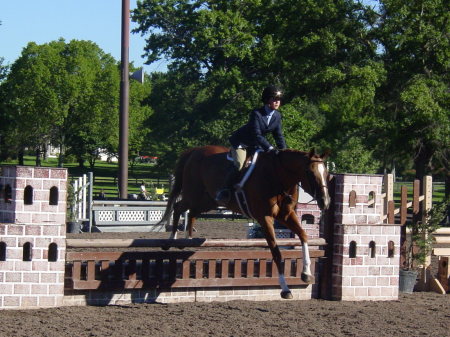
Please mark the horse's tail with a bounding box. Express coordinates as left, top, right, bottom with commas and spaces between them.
157, 148, 196, 227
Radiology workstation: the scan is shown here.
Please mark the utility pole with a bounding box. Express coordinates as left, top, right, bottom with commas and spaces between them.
118, 0, 130, 199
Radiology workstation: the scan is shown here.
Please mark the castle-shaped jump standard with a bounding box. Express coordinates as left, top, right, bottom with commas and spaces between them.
331, 174, 400, 301
0, 166, 67, 309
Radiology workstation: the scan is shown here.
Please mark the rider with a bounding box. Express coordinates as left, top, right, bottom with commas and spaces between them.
215, 85, 287, 205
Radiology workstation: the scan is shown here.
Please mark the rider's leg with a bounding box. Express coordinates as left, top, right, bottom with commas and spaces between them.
215, 148, 246, 204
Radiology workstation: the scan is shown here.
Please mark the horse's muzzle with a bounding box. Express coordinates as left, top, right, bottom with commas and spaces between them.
318, 195, 331, 210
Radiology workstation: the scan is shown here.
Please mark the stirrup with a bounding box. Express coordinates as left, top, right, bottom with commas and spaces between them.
215, 189, 231, 205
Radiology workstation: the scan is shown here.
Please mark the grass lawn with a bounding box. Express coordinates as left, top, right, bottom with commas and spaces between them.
393, 180, 446, 204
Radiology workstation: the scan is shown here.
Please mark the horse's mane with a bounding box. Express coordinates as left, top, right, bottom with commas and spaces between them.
280, 149, 309, 155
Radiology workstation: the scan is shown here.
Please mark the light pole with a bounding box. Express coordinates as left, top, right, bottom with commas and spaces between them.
118, 0, 130, 199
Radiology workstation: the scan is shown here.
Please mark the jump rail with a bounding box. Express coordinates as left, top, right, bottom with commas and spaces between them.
66, 238, 326, 248
65, 239, 326, 291
382, 174, 432, 225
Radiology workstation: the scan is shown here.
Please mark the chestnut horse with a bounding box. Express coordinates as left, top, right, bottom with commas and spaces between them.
158, 145, 330, 299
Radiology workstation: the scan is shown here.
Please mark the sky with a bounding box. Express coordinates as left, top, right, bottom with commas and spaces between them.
0, 0, 167, 73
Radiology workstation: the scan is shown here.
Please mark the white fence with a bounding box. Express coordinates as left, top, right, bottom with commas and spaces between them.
70, 172, 93, 224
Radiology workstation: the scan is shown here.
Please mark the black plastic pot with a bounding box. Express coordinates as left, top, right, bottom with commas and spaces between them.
66, 221, 81, 234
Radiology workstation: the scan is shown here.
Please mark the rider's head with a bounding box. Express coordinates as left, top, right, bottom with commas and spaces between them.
262, 86, 283, 109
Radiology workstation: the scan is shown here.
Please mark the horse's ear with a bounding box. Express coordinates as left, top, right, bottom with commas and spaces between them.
308, 148, 316, 158
321, 149, 331, 160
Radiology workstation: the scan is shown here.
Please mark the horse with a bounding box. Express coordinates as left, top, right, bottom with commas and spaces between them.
158, 145, 330, 299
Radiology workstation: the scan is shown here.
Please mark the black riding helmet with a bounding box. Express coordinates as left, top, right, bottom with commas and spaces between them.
262, 85, 283, 104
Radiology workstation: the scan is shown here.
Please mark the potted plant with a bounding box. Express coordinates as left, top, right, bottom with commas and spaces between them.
400, 198, 448, 293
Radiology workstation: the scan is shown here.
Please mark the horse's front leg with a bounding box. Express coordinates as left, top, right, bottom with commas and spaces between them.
259, 216, 293, 299
277, 211, 314, 283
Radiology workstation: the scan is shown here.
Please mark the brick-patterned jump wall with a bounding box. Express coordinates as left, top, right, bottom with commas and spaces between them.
0, 166, 67, 309
331, 174, 400, 301
0, 223, 66, 308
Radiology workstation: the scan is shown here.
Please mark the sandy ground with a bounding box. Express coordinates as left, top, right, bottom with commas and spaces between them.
0, 293, 448, 337
1, 220, 448, 337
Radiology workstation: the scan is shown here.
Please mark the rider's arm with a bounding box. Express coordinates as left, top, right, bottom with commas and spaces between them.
272, 118, 286, 149
248, 110, 273, 151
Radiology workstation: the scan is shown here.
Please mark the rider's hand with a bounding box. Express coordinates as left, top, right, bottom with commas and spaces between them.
268, 147, 279, 155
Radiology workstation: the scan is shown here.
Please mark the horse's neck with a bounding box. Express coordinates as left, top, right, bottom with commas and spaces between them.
274, 155, 306, 191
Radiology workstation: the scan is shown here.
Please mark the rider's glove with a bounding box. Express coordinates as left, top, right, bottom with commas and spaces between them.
268, 147, 279, 155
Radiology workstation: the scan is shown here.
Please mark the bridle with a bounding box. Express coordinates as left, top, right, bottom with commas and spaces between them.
306, 158, 329, 191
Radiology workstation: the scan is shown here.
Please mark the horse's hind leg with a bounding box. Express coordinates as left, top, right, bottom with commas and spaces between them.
277, 211, 314, 283
258, 216, 293, 299
185, 213, 197, 239
170, 200, 188, 239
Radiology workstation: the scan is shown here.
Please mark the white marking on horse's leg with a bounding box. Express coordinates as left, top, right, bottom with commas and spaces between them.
302, 242, 312, 276
169, 231, 177, 239
278, 274, 290, 293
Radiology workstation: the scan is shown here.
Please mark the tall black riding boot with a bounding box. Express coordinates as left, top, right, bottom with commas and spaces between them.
215, 166, 239, 205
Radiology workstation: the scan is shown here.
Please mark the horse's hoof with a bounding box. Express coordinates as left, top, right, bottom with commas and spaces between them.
301, 273, 315, 284
280, 291, 293, 299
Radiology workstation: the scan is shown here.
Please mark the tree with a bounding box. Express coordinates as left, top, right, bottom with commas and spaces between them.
61, 40, 120, 169
1, 39, 120, 167
133, 0, 383, 171
0, 56, 12, 161
1, 41, 65, 165
375, 0, 450, 185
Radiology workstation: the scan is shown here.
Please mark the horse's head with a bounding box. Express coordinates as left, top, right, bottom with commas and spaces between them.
303, 149, 331, 210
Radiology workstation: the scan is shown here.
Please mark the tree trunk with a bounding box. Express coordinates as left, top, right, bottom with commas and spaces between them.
89, 157, 96, 170
414, 142, 433, 181
77, 156, 85, 169
58, 141, 65, 168
413, 142, 433, 225
445, 173, 449, 199
42, 143, 48, 160
18, 148, 24, 166
35, 146, 42, 167
0, 136, 8, 161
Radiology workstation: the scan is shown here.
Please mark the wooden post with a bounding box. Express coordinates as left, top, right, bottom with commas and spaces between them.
422, 175, 433, 224
400, 186, 408, 225
383, 174, 394, 224
418, 176, 433, 290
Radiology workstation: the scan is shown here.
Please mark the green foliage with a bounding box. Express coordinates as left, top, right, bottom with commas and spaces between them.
1, 39, 120, 166
0, 57, 8, 82
1, 0, 448, 188
330, 136, 381, 174
133, 0, 385, 172
375, 0, 450, 178
280, 98, 323, 151
405, 197, 449, 270
0, 39, 152, 169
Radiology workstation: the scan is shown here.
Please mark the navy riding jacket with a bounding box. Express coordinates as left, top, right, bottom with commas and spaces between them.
229, 106, 287, 151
